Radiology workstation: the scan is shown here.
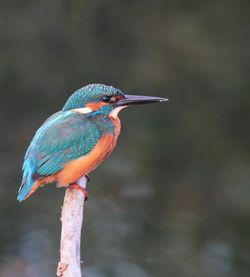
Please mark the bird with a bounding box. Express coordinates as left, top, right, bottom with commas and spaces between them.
17, 84, 167, 202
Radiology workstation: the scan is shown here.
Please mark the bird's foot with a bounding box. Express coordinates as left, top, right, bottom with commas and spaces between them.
68, 183, 88, 201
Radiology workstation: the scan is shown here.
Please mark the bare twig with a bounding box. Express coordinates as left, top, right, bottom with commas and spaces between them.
57, 176, 87, 277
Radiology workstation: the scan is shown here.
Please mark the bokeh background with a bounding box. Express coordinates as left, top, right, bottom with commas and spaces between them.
0, 1, 250, 276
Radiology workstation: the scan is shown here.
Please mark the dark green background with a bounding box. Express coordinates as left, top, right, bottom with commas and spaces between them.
0, 1, 249, 276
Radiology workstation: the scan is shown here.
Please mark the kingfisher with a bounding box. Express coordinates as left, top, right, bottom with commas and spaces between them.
17, 84, 167, 202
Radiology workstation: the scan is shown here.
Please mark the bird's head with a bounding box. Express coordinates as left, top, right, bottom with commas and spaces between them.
62, 84, 167, 117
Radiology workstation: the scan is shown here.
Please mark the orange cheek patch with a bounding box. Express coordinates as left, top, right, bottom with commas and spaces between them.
86, 102, 108, 111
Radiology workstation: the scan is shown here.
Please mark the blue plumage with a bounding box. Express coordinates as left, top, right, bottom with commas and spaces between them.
18, 111, 104, 201
62, 84, 123, 111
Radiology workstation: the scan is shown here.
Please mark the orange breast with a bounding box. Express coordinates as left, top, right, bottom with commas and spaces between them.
56, 133, 117, 186
56, 117, 121, 186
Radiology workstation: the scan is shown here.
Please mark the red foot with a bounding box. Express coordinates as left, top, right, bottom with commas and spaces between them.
68, 183, 88, 201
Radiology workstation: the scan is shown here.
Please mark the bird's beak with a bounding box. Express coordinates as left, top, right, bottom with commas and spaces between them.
114, 94, 168, 107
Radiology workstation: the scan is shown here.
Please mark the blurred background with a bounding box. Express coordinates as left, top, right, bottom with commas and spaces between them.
0, 1, 250, 276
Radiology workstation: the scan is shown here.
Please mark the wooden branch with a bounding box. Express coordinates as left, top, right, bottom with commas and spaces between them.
57, 176, 87, 277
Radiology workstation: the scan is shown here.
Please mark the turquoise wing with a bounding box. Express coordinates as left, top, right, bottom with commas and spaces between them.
18, 111, 100, 201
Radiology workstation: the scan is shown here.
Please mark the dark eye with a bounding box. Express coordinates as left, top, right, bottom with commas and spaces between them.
102, 96, 110, 103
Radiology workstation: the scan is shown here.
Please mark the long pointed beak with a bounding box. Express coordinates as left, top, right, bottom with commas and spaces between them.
114, 94, 168, 107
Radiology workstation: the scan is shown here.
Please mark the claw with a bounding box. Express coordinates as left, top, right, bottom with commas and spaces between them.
85, 174, 90, 183
68, 183, 88, 201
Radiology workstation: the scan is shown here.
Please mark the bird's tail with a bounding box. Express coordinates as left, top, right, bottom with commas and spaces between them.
17, 177, 34, 202
17, 159, 36, 202
18, 178, 42, 202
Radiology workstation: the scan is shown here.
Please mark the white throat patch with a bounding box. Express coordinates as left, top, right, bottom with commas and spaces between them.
109, 106, 127, 119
